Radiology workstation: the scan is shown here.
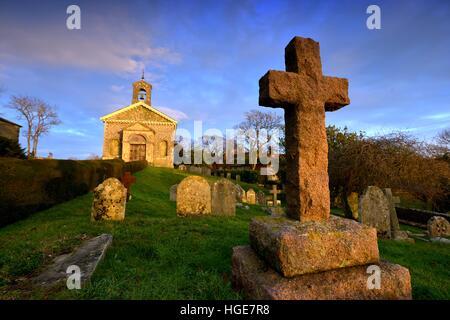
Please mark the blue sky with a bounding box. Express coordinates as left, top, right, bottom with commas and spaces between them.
0, 0, 449, 159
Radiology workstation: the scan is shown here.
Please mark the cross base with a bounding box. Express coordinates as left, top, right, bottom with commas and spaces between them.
232, 245, 411, 300
249, 216, 379, 277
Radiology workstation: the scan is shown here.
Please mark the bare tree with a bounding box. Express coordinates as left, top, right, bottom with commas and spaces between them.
235, 110, 283, 169
437, 128, 450, 147
8, 95, 60, 158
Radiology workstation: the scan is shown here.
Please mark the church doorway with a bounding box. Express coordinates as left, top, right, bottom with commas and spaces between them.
128, 134, 147, 161
130, 144, 146, 161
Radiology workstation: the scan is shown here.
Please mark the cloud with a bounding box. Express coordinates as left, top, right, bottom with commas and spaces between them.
157, 106, 189, 121
422, 112, 450, 120
53, 128, 88, 137
111, 85, 124, 93
0, 5, 182, 75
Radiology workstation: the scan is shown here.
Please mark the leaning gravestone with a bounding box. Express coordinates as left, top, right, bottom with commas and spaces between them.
346, 192, 359, 220
232, 36, 411, 300
176, 176, 211, 216
33, 234, 113, 288
427, 216, 450, 237
359, 186, 391, 238
169, 184, 178, 202
235, 184, 246, 203
91, 178, 127, 221
256, 191, 266, 206
246, 189, 256, 205
211, 178, 236, 216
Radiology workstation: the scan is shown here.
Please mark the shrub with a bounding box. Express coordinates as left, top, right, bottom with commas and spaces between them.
0, 137, 26, 159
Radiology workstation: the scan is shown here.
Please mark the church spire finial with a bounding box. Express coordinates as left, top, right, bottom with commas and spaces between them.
141, 69, 145, 80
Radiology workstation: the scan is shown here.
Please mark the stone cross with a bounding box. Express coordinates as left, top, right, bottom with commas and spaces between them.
270, 185, 281, 207
259, 36, 350, 222
120, 171, 136, 201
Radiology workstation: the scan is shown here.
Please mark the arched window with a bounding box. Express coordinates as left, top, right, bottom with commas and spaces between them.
159, 140, 168, 157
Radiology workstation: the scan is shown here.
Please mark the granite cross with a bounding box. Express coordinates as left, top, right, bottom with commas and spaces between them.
270, 185, 281, 207
120, 171, 136, 201
259, 36, 350, 222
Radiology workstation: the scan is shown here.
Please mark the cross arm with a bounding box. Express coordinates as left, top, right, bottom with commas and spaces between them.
322, 76, 350, 111
259, 70, 304, 108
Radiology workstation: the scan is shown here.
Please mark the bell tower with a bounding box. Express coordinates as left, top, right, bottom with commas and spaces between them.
132, 70, 152, 105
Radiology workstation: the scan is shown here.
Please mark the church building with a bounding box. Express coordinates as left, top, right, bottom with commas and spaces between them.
100, 74, 176, 167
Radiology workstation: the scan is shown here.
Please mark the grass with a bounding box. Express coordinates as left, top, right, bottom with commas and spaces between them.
0, 167, 449, 299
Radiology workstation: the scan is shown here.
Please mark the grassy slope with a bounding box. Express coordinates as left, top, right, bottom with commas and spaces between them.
0, 167, 449, 299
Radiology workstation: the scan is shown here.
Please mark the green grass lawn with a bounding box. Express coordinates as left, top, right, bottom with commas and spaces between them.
0, 167, 449, 299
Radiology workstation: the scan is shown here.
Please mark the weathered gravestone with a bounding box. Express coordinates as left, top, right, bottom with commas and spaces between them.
226, 172, 232, 179
427, 216, 450, 237
235, 174, 241, 182
33, 234, 113, 288
256, 191, 266, 206
169, 184, 178, 202
346, 192, 359, 220
91, 178, 127, 221
176, 176, 211, 216
246, 188, 256, 204
120, 171, 136, 201
235, 184, 246, 203
211, 178, 236, 216
359, 186, 391, 238
232, 36, 411, 300
178, 164, 187, 171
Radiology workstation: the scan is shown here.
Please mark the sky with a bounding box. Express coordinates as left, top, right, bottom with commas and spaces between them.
0, 0, 449, 159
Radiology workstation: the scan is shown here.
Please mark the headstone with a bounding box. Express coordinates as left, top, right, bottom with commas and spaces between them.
232, 36, 411, 300
120, 171, 136, 201
256, 191, 266, 206
178, 164, 187, 171
211, 178, 236, 216
427, 216, 450, 237
220, 173, 225, 178
346, 192, 359, 220
269, 185, 281, 207
91, 178, 127, 221
359, 186, 391, 238
176, 176, 211, 216
32, 234, 113, 288
226, 172, 232, 179
169, 184, 178, 202
235, 184, 246, 203
246, 188, 256, 204
236, 175, 241, 182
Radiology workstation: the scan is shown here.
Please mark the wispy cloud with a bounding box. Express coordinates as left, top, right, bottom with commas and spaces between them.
158, 106, 189, 121
0, 5, 181, 75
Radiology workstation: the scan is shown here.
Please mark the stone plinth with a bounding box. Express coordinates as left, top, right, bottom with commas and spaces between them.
232, 246, 412, 300
250, 216, 379, 277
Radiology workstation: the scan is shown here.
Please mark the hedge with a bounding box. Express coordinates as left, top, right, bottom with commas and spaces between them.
0, 158, 147, 227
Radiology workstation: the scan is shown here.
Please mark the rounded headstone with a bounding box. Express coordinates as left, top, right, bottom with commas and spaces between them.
91, 178, 127, 221
427, 216, 450, 238
176, 176, 211, 216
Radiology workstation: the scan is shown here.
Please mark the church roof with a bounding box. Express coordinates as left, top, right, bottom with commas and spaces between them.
100, 101, 177, 124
